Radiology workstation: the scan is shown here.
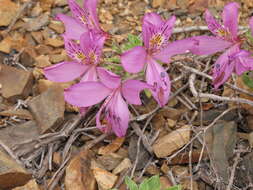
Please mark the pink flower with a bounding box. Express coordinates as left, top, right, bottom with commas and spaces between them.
121, 13, 194, 106
191, 2, 253, 88
56, 0, 107, 40
212, 45, 253, 88
44, 31, 105, 83
64, 68, 150, 137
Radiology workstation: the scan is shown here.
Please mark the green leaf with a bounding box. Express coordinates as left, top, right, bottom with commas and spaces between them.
245, 30, 253, 45
139, 178, 149, 190
105, 57, 121, 63
145, 175, 161, 190
165, 185, 182, 190
121, 34, 143, 51
242, 71, 253, 89
125, 177, 138, 190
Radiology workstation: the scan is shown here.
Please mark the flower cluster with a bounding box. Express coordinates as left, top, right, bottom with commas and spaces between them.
44, 0, 253, 137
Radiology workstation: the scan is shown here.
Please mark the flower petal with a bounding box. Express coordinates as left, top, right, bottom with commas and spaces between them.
250, 17, 253, 37
64, 81, 111, 107
110, 92, 130, 137
153, 38, 195, 63
97, 67, 121, 89
143, 12, 164, 27
83, 0, 100, 30
62, 34, 85, 62
80, 65, 98, 82
68, 0, 88, 26
80, 31, 105, 62
234, 50, 253, 75
161, 15, 176, 39
121, 46, 147, 73
121, 80, 151, 105
222, 2, 239, 39
212, 45, 239, 88
55, 14, 87, 40
44, 61, 88, 82
146, 59, 171, 106
205, 10, 223, 36
190, 36, 232, 55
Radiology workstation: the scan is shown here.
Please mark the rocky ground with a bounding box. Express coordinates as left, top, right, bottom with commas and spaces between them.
1, 0, 253, 189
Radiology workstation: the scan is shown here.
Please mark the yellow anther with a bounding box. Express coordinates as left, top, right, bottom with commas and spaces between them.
150, 34, 164, 47
76, 52, 85, 60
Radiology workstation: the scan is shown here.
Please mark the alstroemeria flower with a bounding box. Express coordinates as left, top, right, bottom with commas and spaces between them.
190, 2, 253, 88
121, 13, 194, 107
64, 68, 150, 137
56, 0, 107, 40
212, 45, 253, 88
44, 31, 105, 83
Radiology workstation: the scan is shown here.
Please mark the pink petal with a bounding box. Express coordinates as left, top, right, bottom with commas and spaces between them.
142, 20, 152, 49
121, 46, 147, 73
55, 14, 87, 40
142, 13, 163, 48
190, 36, 232, 55
64, 82, 111, 107
110, 92, 130, 137
146, 59, 171, 107
44, 61, 88, 82
161, 15, 176, 39
62, 34, 84, 62
121, 80, 151, 105
83, 0, 100, 30
96, 91, 130, 137
205, 10, 224, 36
153, 38, 195, 63
212, 45, 239, 88
234, 50, 253, 75
80, 65, 98, 82
80, 31, 105, 62
222, 2, 240, 39
250, 17, 253, 37
68, 0, 87, 26
142, 12, 164, 27
97, 67, 121, 89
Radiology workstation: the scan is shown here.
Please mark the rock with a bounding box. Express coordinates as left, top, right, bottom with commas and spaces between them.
31, 31, 44, 44
153, 125, 191, 158
54, 0, 68, 6
112, 158, 131, 175
13, 180, 40, 190
205, 121, 237, 184
25, 13, 50, 31
0, 37, 12, 53
98, 137, 125, 155
28, 86, 65, 133
20, 49, 36, 67
97, 153, 123, 171
35, 44, 53, 55
45, 37, 64, 47
30, 3, 43, 17
92, 167, 118, 190
0, 121, 39, 148
49, 53, 66, 63
128, 135, 150, 170
152, 0, 165, 8
37, 79, 72, 94
35, 55, 51, 68
0, 150, 31, 189
65, 150, 97, 190
0, 0, 18, 26
0, 64, 33, 101
49, 21, 65, 34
